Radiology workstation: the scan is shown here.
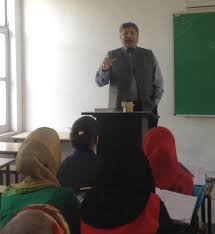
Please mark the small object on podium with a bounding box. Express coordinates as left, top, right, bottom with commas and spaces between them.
121, 101, 134, 112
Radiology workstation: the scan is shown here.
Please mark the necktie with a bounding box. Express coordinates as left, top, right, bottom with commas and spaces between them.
127, 48, 137, 101
127, 48, 135, 55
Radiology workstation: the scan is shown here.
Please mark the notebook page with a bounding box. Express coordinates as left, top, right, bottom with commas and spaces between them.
156, 188, 197, 224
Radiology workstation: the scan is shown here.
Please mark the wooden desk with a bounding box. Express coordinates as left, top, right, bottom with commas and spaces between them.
12, 131, 70, 143
0, 142, 22, 155
0, 158, 15, 186
0, 142, 22, 184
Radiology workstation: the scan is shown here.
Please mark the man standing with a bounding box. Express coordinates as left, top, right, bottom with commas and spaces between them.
95, 22, 164, 128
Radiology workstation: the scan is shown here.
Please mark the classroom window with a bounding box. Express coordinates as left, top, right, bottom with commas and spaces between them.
0, 0, 10, 133
0, 0, 6, 26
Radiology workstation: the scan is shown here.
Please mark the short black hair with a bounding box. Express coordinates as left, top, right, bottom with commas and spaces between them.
119, 22, 139, 34
70, 116, 99, 151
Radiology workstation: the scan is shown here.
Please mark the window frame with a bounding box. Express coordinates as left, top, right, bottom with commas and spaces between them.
0, 0, 10, 133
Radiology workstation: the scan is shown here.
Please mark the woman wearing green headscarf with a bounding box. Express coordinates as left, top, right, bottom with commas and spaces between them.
0, 127, 80, 234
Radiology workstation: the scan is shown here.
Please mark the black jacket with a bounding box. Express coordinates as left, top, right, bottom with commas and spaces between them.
58, 150, 103, 193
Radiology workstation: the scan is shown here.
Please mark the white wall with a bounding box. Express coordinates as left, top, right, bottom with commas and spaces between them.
22, 0, 215, 173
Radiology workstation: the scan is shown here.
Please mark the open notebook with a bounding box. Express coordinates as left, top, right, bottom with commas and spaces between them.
156, 188, 197, 224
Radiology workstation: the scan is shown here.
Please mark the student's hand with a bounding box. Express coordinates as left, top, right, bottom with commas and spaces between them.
102, 57, 117, 71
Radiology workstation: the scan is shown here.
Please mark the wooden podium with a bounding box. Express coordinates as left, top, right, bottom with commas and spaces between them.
82, 111, 157, 156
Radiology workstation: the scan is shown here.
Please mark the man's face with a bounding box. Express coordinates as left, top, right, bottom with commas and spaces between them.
120, 26, 139, 48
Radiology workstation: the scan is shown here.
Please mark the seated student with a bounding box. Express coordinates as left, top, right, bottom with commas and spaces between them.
58, 116, 103, 193
0, 127, 80, 234
1, 204, 70, 234
143, 126, 194, 195
81, 146, 173, 234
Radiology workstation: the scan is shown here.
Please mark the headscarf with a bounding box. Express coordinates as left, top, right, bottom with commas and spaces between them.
1, 204, 70, 234
24, 204, 70, 234
81, 146, 155, 228
143, 126, 193, 195
12, 127, 61, 189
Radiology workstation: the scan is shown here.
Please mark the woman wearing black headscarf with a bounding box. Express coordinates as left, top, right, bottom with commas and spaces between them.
81, 146, 173, 234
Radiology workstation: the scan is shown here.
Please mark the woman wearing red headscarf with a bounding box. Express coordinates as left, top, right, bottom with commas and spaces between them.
143, 127, 193, 195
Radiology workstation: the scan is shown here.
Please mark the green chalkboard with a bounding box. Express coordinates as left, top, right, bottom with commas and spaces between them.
174, 12, 215, 115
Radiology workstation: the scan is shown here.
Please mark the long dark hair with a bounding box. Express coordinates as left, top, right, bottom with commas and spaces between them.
70, 116, 99, 151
